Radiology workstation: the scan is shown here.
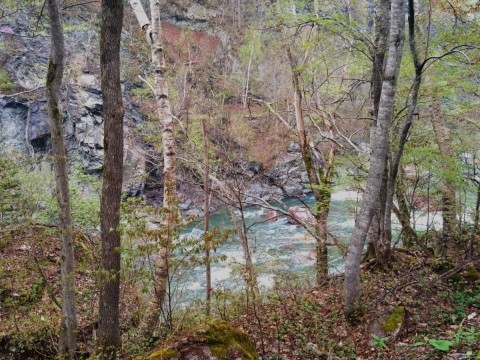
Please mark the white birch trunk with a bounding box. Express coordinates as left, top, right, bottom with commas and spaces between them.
128, 0, 177, 334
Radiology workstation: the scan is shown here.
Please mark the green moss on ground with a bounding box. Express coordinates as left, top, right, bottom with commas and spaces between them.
146, 319, 258, 360
147, 348, 178, 360
381, 306, 405, 334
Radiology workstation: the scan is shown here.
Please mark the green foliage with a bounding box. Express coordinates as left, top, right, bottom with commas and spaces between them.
372, 334, 388, 350
0, 68, 13, 91
0, 152, 100, 229
451, 285, 480, 320
238, 29, 262, 65
428, 338, 454, 352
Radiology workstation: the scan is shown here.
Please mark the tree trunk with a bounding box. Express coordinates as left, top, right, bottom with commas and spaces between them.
128, 0, 177, 335
431, 97, 458, 256
394, 170, 419, 247
366, 0, 390, 259
202, 119, 212, 316
97, 0, 124, 357
287, 48, 330, 283
344, 0, 405, 320
45, 0, 77, 357
379, 0, 423, 260
228, 205, 259, 296
467, 182, 480, 257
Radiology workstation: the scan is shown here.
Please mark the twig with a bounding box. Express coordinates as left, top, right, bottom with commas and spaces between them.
63, 1, 99, 10
32, 254, 61, 310
2, 86, 45, 98
138, 75, 156, 95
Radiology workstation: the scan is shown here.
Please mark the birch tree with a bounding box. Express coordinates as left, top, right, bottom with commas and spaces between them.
344, 0, 406, 319
45, 0, 77, 357
128, 0, 177, 334
97, 0, 124, 357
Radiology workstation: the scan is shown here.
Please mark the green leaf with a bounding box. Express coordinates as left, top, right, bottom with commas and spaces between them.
428, 339, 453, 352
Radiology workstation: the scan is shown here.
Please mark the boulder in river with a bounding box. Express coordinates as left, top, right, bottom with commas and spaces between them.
265, 210, 278, 221
287, 206, 315, 225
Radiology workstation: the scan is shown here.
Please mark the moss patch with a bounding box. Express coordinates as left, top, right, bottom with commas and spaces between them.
463, 266, 480, 281
146, 319, 258, 360
147, 348, 178, 360
381, 306, 405, 334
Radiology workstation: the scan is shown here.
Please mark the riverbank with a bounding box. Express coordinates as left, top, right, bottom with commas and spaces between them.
1, 224, 479, 359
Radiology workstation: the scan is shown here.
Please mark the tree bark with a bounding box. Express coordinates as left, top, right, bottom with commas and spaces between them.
378, 0, 423, 263
287, 48, 331, 283
394, 170, 419, 247
128, 0, 177, 335
202, 119, 211, 316
46, 0, 77, 357
344, 0, 405, 319
97, 0, 124, 358
431, 97, 458, 256
366, 0, 390, 260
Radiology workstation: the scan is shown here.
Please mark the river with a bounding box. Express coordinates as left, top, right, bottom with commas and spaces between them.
170, 190, 361, 306
170, 189, 444, 307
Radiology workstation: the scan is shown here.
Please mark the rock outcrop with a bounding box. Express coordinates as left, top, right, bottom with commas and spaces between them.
146, 320, 259, 360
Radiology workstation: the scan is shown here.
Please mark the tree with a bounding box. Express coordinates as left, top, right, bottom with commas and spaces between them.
344, 0, 406, 319
97, 0, 124, 357
128, 0, 178, 335
376, 0, 424, 263
45, 0, 77, 357
202, 118, 212, 316
431, 97, 458, 256
365, 0, 390, 261
286, 46, 333, 282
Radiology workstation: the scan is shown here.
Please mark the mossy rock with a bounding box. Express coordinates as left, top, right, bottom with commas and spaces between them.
146, 320, 258, 360
381, 306, 405, 337
372, 305, 406, 345
463, 266, 480, 282
432, 258, 454, 274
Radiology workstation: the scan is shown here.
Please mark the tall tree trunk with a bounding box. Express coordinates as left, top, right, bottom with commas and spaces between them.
202, 119, 212, 316
228, 205, 259, 296
467, 182, 480, 257
287, 48, 330, 283
431, 97, 458, 256
344, 0, 405, 319
366, 0, 390, 259
97, 0, 124, 357
46, 0, 77, 357
394, 169, 419, 247
378, 0, 423, 262
128, 0, 177, 334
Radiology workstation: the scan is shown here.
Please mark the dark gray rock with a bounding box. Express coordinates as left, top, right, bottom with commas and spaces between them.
28, 102, 51, 151
0, 101, 29, 153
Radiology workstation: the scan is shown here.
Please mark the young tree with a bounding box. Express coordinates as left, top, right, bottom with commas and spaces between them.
344, 0, 406, 319
286, 46, 333, 282
201, 118, 212, 316
128, 0, 177, 334
431, 97, 458, 256
97, 0, 124, 357
45, 0, 77, 357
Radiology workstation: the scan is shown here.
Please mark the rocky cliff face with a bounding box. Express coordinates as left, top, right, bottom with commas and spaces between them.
0, 1, 313, 213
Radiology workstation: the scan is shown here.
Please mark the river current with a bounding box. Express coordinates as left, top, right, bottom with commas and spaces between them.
171, 190, 360, 306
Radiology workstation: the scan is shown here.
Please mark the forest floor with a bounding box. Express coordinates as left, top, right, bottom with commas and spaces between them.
0, 225, 479, 359
231, 249, 480, 359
